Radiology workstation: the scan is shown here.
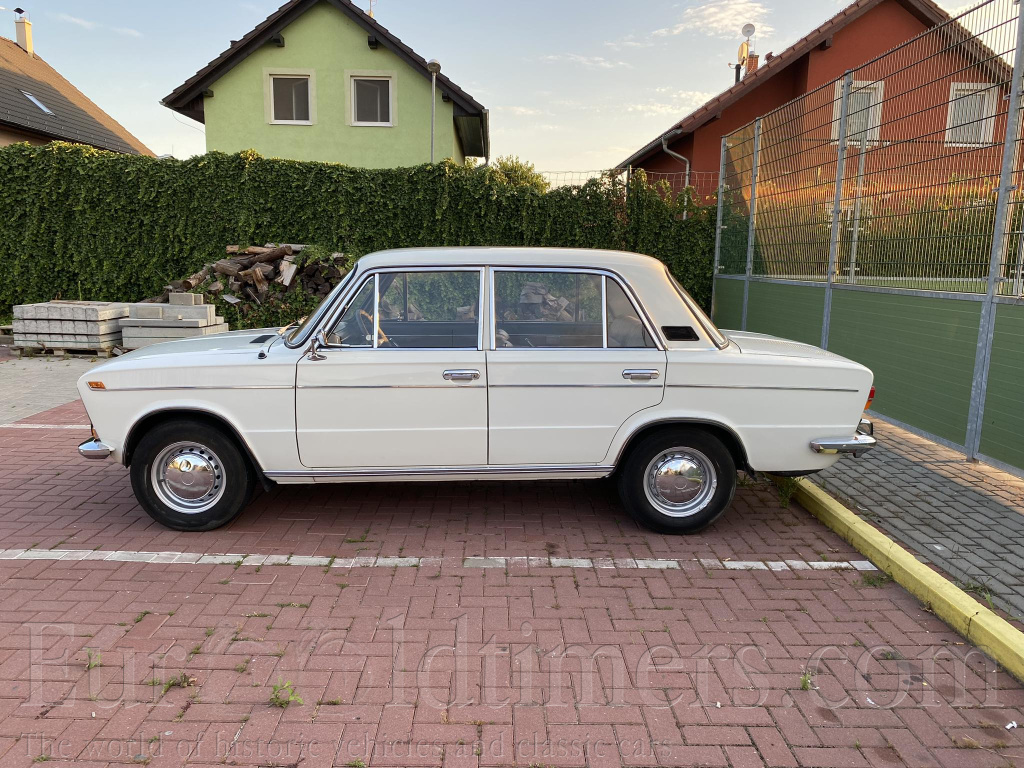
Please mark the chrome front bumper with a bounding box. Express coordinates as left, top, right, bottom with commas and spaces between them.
810, 419, 876, 456
79, 438, 113, 459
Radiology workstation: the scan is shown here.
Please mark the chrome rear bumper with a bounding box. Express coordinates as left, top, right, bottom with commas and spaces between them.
810, 419, 876, 456
79, 438, 113, 459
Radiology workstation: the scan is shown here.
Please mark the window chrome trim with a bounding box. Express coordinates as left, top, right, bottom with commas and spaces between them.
664, 265, 728, 349
315, 266, 486, 352
488, 266, 664, 352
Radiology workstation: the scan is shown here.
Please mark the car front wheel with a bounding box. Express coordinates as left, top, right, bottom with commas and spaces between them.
130, 419, 255, 531
618, 428, 737, 534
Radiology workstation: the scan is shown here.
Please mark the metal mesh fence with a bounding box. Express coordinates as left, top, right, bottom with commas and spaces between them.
717, 0, 1024, 296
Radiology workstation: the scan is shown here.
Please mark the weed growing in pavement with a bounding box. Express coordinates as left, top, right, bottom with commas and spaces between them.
772, 476, 799, 507
32, 755, 50, 762
345, 760, 366, 768
269, 678, 302, 708
799, 671, 812, 691
959, 579, 996, 610
85, 649, 101, 670
189, 644, 202, 657
880, 649, 902, 661
319, 698, 342, 705
134, 610, 151, 623
860, 572, 894, 588
235, 658, 251, 674
205, 627, 215, 637
162, 672, 195, 695
244, 611, 270, 618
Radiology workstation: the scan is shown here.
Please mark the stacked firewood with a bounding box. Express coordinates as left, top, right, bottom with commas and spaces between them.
143, 244, 349, 307
512, 282, 574, 321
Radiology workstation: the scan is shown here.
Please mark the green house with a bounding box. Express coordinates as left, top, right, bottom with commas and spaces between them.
162, 0, 488, 166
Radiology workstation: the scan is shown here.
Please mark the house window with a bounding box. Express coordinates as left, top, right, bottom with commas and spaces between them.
264, 69, 316, 125
271, 76, 310, 122
353, 77, 392, 125
21, 90, 53, 115
833, 80, 884, 145
946, 83, 998, 146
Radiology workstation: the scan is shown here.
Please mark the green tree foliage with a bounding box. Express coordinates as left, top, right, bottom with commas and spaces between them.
0, 144, 716, 323
486, 155, 549, 193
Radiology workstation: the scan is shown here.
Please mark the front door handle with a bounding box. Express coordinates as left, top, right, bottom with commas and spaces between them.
443, 369, 480, 381
622, 369, 660, 381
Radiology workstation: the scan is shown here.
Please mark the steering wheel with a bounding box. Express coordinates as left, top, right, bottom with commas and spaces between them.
357, 309, 395, 347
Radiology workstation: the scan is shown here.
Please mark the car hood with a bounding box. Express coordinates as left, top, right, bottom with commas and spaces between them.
726, 330, 844, 361
115, 328, 282, 360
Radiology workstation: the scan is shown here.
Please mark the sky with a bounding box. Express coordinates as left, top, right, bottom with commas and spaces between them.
3, 0, 970, 170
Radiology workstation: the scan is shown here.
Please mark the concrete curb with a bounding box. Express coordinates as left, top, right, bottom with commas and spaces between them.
794, 478, 1024, 683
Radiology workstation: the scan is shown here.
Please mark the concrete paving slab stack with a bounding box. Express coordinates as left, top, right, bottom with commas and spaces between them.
120, 293, 229, 349
12, 301, 129, 355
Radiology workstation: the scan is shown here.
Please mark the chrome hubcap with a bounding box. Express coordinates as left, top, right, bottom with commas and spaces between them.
644, 448, 717, 517
151, 442, 224, 514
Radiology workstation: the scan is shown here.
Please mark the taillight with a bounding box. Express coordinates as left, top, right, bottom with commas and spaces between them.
865, 386, 875, 411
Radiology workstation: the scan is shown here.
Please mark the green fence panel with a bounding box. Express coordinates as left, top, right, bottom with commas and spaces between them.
978, 303, 1024, 468
713, 277, 745, 329
827, 290, 980, 447
745, 281, 825, 345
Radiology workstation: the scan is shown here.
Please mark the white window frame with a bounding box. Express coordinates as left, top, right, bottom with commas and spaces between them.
264, 68, 316, 126
945, 82, 998, 147
833, 79, 884, 145
348, 72, 395, 127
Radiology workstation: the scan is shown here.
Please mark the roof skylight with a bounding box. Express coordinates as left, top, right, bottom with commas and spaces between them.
20, 90, 54, 115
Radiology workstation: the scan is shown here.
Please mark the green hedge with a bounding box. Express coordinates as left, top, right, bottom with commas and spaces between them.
0, 143, 715, 323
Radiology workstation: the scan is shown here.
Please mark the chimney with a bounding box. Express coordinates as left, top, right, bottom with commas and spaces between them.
15, 14, 32, 56
745, 52, 759, 76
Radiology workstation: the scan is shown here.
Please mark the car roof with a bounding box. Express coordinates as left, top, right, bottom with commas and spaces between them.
358, 247, 667, 275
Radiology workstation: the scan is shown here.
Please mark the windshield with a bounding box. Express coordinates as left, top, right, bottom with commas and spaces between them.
665, 268, 729, 349
285, 268, 357, 346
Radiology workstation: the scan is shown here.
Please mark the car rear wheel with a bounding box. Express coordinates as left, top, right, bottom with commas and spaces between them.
130, 419, 255, 531
617, 428, 736, 534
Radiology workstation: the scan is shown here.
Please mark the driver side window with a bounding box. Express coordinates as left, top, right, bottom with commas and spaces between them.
329, 277, 375, 347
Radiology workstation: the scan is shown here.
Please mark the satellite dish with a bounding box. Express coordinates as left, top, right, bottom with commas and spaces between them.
737, 41, 749, 62
741, 23, 756, 39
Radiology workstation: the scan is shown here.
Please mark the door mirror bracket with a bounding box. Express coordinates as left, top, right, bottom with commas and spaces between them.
307, 329, 328, 361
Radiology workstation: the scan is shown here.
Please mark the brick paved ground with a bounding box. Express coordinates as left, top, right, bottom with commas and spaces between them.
1, 402, 1024, 766
816, 420, 1024, 621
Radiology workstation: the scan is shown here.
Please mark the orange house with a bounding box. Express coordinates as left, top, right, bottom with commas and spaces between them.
619, 0, 972, 198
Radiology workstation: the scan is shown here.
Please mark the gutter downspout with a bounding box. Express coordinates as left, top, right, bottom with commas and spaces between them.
661, 128, 691, 217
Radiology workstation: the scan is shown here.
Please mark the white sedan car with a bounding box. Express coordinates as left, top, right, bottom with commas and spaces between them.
77, 248, 875, 534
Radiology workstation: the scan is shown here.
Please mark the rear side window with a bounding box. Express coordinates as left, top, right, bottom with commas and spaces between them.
493, 270, 654, 349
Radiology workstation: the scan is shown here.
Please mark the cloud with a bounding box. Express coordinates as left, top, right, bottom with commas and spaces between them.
494, 106, 545, 116
540, 54, 632, 70
54, 13, 98, 30
604, 35, 653, 51
624, 90, 715, 118
654, 0, 773, 40
51, 12, 143, 38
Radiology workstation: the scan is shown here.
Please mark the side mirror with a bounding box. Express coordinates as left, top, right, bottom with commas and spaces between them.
307, 329, 328, 361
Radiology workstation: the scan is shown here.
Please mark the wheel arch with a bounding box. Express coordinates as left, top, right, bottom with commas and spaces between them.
611, 419, 751, 475
122, 408, 267, 479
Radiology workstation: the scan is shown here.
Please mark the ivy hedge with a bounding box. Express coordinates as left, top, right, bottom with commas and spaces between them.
0, 143, 715, 325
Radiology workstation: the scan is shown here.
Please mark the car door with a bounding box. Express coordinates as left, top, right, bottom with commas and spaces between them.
486, 268, 666, 466
295, 268, 487, 469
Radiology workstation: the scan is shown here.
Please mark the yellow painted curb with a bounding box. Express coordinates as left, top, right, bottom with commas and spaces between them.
794, 478, 1024, 683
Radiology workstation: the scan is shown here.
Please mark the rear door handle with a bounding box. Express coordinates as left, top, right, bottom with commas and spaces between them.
622, 369, 660, 381
443, 369, 480, 381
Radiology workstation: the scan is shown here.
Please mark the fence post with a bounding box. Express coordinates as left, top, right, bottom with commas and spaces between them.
711, 137, 728, 320
849, 136, 868, 284
965, 0, 1024, 459
821, 71, 853, 350
741, 119, 761, 332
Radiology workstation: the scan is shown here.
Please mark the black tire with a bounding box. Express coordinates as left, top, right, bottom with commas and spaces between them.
130, 419, 255, 531
617, 428, 737, 534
